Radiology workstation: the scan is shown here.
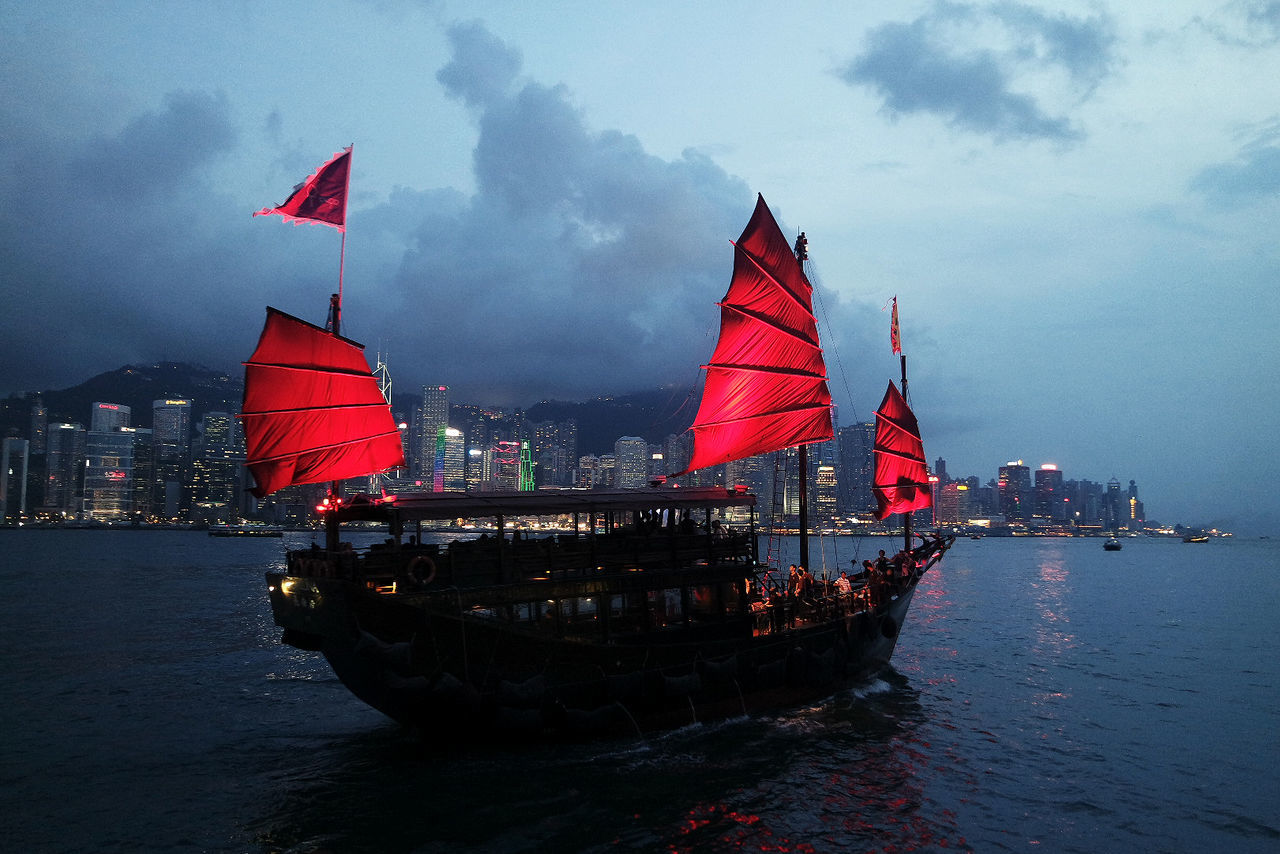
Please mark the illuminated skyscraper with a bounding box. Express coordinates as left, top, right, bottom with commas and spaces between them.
43, 422, 85, 516
90, 402, 130, 432
152, 399, 191, 520
837, 422, 875, 514
614, 436, 649, 488
418, 385, 449, 478
1, 438, 30, 521
998, 460, 1032, 522
1035, 464, 1065, 520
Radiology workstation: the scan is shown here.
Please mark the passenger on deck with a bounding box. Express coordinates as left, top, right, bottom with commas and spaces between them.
835, 571, 851, 594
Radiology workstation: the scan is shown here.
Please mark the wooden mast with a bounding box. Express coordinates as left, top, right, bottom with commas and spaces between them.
324, 145, 354, 554
900, 352, 911, 555
795, 231, 812, 572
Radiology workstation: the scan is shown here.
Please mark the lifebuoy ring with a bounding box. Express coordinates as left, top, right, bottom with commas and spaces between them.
408, 555, 436, 587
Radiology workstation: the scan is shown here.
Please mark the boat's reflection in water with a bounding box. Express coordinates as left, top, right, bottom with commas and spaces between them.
247, 671, 965, 853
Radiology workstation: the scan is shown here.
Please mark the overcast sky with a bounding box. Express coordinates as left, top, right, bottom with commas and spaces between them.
3, 1, 1277, 531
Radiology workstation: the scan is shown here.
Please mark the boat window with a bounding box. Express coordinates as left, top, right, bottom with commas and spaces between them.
647, 588, 684, 628
608, 593, 645, 635
722, 581, 743, 616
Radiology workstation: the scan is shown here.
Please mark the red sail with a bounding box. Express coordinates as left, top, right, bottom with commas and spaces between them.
679, 195, 833, 474
240, 307, 405, 498
873, 380, 933, 519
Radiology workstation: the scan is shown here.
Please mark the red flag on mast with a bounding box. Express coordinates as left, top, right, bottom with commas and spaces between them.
253, 147, 351, 231
890, 296, 901, 355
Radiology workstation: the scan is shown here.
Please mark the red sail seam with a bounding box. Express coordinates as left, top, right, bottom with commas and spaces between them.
732, 239, 813, 316
247, 430, 403, 465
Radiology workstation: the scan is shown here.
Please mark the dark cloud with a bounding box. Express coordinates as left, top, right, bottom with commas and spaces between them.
838, 1, 1115, 142
3, 20, 889, 418
69, 91, 237, 199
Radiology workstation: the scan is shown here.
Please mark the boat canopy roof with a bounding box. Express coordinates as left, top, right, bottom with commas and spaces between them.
335, 486, 756, 524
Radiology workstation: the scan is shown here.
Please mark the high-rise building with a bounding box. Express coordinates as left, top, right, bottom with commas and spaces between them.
998, 460, 1032, 522
189, 412, 243, 523
1035, 464, 1065, 521
418, 385, 449, 479
28, 397, 47, 455
84, 426, 134, 520
152, 399, 191, 520
129, 428, 154, 520
614, 436, 649, 488
43, 422, 85, 517
837, 422, 875, 514
814, 463, 837, 519
2, 437, 30, 521
90, 402, 130, 432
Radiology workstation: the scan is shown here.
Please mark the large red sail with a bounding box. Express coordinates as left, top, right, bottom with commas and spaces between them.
240, 308, 405, 498
873, 380, 933, 519
678, 195, 833, 475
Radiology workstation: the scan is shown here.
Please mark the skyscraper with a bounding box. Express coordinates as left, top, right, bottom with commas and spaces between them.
90, 402, 130, 432
43, 422, 85, 517
418, 385, 449, 478
998, 460, 1032, 522
614, 436, 649, 488
1035, 464, 1065, 520
1, 437, 30, 521
152, 399, 191, 520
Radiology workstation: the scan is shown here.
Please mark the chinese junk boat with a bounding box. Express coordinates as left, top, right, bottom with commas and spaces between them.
255, 191, 952, 740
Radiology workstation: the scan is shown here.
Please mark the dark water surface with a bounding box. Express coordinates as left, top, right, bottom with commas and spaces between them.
2, 531, 1277, 853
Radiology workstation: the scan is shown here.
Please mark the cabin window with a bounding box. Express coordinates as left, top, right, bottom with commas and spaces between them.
647, 588, 684, 628
608, 593, 645, 635
689, 584, 723, 621
513, 602, 533, 622
722, 581, 744, 616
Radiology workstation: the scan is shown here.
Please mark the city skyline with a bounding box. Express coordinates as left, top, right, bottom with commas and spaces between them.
3, 3, 1277, 533
3, 373, 1202, 532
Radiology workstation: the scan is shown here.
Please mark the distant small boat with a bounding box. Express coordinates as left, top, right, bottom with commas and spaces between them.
1182, 534, 1209, 543
1104, 537, 1122, 551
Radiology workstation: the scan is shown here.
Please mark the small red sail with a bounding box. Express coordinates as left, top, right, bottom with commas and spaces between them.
873, 380, 933, 519
679, 195, 833, 474
240, 307, 405, 498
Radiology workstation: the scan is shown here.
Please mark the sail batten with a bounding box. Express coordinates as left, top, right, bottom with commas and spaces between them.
677, 194, 832, 476
240, 307, 405, 498
873, 380, 933, 519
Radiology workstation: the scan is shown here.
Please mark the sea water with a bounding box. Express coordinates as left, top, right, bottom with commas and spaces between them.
1, 530, 1276, 853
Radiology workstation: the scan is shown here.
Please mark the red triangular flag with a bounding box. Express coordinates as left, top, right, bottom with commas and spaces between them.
890, 296, 902, 355
254, 147, 351, 231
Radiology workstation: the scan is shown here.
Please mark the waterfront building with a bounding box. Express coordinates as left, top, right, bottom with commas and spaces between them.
837, 422, 875, 514
614, 436, 649, 488
189, 412, 243, 523
152, 399, 191, 520
1035, 464, 1066, 521
42, 422, 85, 517
28, 397, 47, 454
815, 463, 837, 520
998, 460, 1032, 522
90, 402, 130, 433
418, 385, 449, 479
84, 427, 134, 519
2, 437, 30, 521
577, 454, 600, 488
129, 428, 154, 519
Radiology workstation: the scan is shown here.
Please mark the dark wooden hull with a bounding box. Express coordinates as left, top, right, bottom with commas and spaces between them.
267, 570, 925, 740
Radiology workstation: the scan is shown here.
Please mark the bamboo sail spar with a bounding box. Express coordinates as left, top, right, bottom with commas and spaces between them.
240, 307, 405, 498
678, 195, 833, 475
872, 380, 933, 519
